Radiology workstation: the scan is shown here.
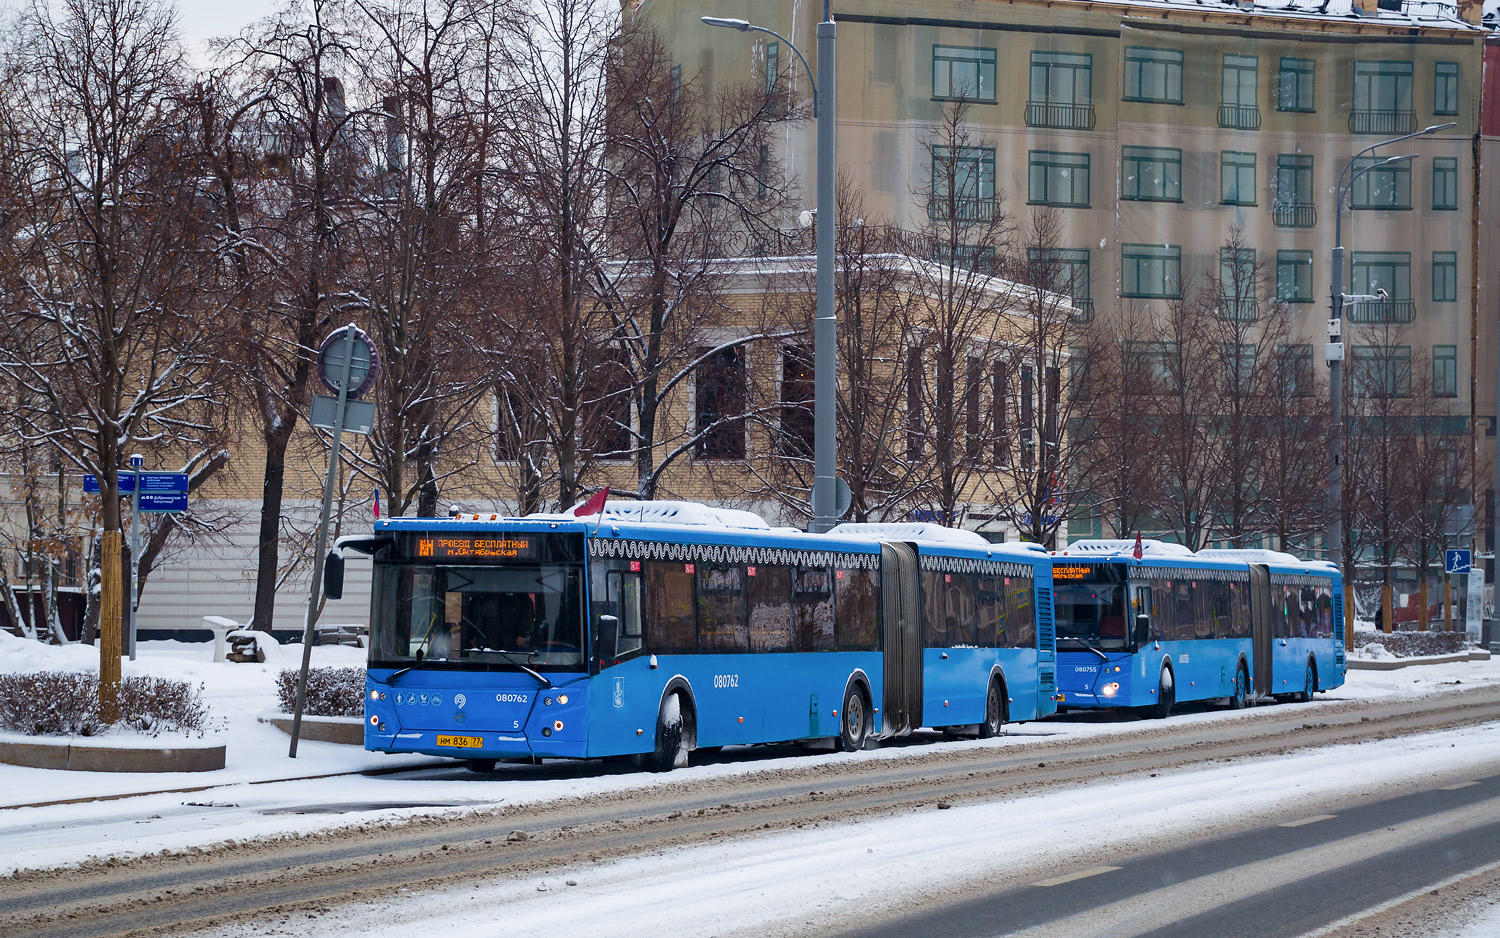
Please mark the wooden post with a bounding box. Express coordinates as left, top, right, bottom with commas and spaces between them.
1418, 574, 1430, 631
99, 531, 122, 724
1445, 574, 1454, 631
1381, 580, 1394, 634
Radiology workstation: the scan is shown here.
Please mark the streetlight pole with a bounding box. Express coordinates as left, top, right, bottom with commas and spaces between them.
1327, 123, 1454, 573
704, 5, 839, 532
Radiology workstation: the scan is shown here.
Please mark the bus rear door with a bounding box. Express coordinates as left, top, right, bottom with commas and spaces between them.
879, 542, 922, 737
1248, 563, 1273, 697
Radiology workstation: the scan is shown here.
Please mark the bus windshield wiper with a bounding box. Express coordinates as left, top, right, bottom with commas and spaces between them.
1060, 636, 1110, 661
492, 649, 553, 688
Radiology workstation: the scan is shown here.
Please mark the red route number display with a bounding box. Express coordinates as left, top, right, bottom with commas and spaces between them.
415, 536, 535, 561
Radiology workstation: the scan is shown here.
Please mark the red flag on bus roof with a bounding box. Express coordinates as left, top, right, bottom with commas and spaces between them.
1132, 532, 1143, 560
573, 485, 611, 517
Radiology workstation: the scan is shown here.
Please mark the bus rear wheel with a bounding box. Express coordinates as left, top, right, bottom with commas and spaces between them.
978, 680, 1006, 738
1229, 664, 1249, 710
1298, 660, 1317, 703
839, 685, 869, 752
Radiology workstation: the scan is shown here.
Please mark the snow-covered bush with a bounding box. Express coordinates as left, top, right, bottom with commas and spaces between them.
275, 667, 365, 717
0, 672, 210, 737
1351, 629, 1469, 658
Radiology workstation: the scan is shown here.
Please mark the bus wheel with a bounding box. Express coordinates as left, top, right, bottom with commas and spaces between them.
979, 680, 1006, 738
1229, 664, 1249, 710
1152, 667, 1175, 720
464, 758, 496, 773
1299, 660, 1317, 703
646, 693, 686, 773
839, 685, 869, 752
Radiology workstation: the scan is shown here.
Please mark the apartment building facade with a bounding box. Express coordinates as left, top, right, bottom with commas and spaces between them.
644, 0, 1489, 544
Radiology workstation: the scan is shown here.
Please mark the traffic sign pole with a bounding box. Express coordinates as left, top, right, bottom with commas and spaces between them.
128, 455, 142, 661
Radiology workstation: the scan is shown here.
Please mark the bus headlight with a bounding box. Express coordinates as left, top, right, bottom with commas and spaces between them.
1102, 682, 1120, 696
558, 694, 568, 705
370, 690, 380, 700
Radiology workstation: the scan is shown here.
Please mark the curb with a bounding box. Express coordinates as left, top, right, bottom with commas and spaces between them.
1348, 649, 1492, 671
0, 737, 226, 773
257, 711, 365, 745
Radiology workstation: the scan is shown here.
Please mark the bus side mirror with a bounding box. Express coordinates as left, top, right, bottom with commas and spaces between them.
1133, 614, 1151, 646
324, 550, 345, 601
596, 614, 619, 661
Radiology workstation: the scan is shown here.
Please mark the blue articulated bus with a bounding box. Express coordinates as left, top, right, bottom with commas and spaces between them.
347, 501, 1056, 771
1051, 540, 1345, 717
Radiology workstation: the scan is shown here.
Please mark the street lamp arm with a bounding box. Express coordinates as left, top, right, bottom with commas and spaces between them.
699, 17, 817, 104
1338, 122, 1456, 190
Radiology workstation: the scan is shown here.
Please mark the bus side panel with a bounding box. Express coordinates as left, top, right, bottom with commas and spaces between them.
1159, 638, 1246, 703
922, 647, 986, 726
586, 657, 660, 758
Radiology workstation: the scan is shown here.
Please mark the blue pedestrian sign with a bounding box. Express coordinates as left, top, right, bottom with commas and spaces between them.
1445, 549, 1472, 575
83, 472, 187, 495
138, 493, 188, 513
83, 473, 133, 494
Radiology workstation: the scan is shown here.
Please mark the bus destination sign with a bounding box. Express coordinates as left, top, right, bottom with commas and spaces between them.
1053, 565, 1094, 581
416, 535, 535, 561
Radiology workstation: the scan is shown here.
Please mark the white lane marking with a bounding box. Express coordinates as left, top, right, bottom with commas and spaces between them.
1440, 781, 1480, 790
1299, 856, 1500, 938
1279, 814, 1337, 828
1031, 865, 1121, 887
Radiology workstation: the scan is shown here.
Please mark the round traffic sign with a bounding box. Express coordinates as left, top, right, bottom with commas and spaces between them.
318, 325, 378, 398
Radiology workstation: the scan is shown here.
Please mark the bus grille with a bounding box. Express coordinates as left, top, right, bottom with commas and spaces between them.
1036, 586, 1057, 692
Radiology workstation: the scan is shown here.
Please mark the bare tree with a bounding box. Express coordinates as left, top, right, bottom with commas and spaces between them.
1147, 281, 1219, 551
1261, 341, 1330, 554
1400, 345, 1470, 630
1077, 305, 1162, 540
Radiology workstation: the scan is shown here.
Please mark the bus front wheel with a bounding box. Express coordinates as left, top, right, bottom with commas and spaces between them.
1151, 667, 1175, 720
646, 693, 687, 773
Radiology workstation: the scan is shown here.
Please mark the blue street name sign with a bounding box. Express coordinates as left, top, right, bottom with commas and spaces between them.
138, 493, 188, 513
1445, 549, 1472, 575
83, 472, 187, 495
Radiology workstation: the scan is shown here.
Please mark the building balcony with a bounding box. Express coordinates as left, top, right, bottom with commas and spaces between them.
1025, 101, 1096, 131
1217, 297, 1259, 321
1272, 202, 1317, 228
1346, 299, 1415, 323
927, 198, 1001, 222
1349, 109, 1416, 135
1218, 104, 1261, 131
1068, 298, 1095, 323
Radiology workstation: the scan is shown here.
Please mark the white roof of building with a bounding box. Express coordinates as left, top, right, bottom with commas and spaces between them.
1096, 0, 1478, 31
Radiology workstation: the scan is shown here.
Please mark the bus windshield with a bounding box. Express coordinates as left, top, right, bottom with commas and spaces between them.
1053, 563, 1129, 651
371, 562, 586, 671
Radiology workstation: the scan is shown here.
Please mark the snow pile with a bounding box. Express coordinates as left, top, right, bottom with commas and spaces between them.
1355, 642, 1396, 661
274, 667, 364, 717
1351, 629, 1470, 658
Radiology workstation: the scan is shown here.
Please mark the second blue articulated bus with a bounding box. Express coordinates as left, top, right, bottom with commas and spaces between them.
1051, 540, 1345, 717
349, 501, 1057, 771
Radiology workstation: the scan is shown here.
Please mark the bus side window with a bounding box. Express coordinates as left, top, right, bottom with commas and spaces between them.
597, 570, 644, 664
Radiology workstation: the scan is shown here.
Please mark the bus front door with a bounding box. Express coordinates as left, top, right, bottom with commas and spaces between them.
879, 542, 922, 737
1249, 563, 1273, 697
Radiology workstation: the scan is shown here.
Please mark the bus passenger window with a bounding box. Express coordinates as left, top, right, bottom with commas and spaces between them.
794, 566, 836, 652
698, 564, 748, 652
835, 568, 880, 651
645, 561, 696, 653
749, 566, 794, 652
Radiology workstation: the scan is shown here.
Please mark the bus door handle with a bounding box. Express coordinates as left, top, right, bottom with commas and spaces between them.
1278, 639, 1287, 646
941, 652, 949, 660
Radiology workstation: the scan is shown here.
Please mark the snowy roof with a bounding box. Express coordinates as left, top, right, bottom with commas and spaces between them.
530, 500, 773, 530
1195, 548, 1305, 565
829, 522, 993, 548
1101, 0, 1479, 31
1059, 538, 1197, 558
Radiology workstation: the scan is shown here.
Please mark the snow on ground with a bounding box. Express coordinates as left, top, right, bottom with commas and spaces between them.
188, 721, 1500, 938
0, 633, 1498, 878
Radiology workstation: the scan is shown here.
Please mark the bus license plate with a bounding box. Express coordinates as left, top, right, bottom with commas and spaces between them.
437, 734, 483, 749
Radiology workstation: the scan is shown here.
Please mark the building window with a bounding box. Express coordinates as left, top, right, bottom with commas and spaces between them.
1352, 345, 1412, 398
929, 243, 997, 272
1277, 344, 1314, 397
1027, 51, 1094, 129
1352, 60, 1414, 134
1220, 151, 1256, 205
1121, 146, 1181, 202
1127, 341, 1179, 392
1433, 345, 1458, 398
1433, 251, 1457, 302
1123, 47, 1183, 104
1432, 157, 1458, 211
930, 145, 996, 219
932, 45, 996, 102
1273, 154, 1315, 227
1220, 54, 1260, 129
1434, 62, 1458, 116
1277, 57, 1315, 112
779, 345, 813, 456
991, 360, 1009, 464
906, 347, 923, 458
1028, 150, 1090, 207
763, 42, 780, 113
695, 345, 746, 459
1219, 247, 1256, 319
1029, 247, 1092, 320
1351, 155, 1411, 210
669, 65, 682, 117
1121, 243, 1181, 299
1276, 250, 1313, 303
1350, 251, 1413, 323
